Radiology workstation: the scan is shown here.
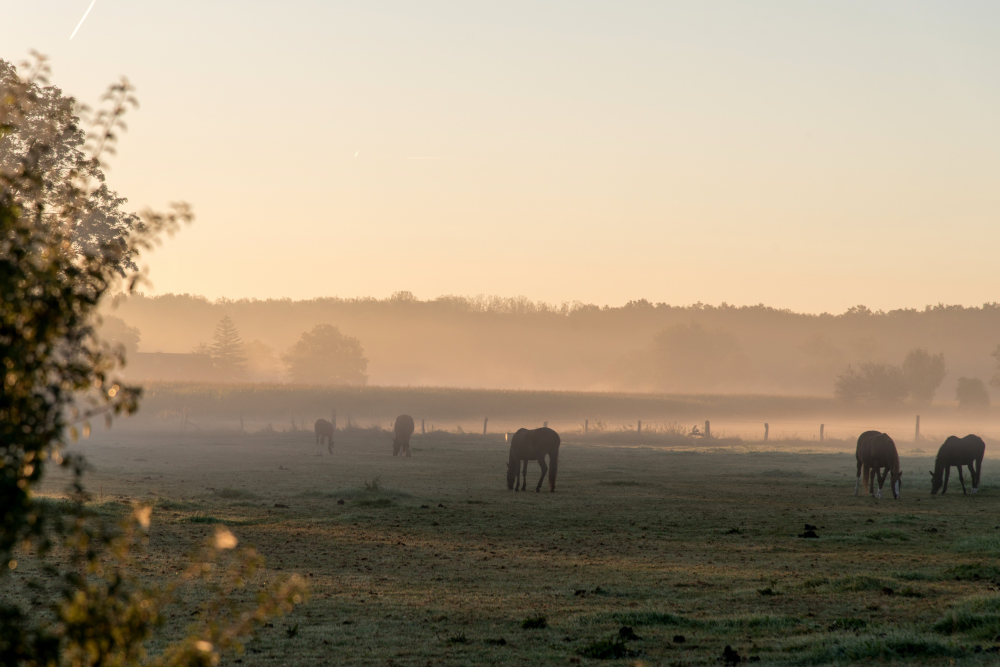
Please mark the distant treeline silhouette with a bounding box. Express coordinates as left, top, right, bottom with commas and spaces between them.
105, 293, 1000, 399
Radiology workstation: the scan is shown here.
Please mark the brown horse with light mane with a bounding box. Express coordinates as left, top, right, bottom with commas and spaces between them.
507, 427, 560, 492
930, 435, 985, 495
314, 419, 335, 454
392, 414, 415, 457
855, 430, 902, 499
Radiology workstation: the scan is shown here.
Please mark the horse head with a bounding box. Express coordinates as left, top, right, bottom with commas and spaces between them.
929, 468, 943, 495
392, 437, 401, 456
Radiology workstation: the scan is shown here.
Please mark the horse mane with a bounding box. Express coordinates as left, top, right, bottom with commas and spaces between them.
933, 438, 954, 471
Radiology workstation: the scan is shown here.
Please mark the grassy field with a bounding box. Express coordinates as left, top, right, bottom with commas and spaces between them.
30, 427, 1000, 665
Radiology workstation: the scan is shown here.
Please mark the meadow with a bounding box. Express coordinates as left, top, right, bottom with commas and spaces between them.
28, 422, 1000, 666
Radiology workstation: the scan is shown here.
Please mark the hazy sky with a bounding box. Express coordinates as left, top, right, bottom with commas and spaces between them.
4, 1, 999, 313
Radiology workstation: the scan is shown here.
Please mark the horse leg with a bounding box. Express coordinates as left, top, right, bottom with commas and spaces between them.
942, 467, 950, 494
874, 467, 884, 499
958, 465, 967, 495
855, 457, 863, 497
535, 456, 548, 493
520, 460, 528, 491
973, 458, 982, 493
866, 465, 875, 497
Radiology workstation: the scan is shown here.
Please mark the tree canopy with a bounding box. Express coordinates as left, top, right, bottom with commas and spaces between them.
901, 348, 946, 405
956, 377, 990, 412
283, 324, 368, 385
0, 56, 140, 275
834, 348, 946, 406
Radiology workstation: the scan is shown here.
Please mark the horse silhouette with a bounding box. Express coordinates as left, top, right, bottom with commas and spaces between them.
393, 414, 415, 457
930, 435, 985, 495
314, 419, 335, 454
507, 427, 560, 492
855, 430, 902, 499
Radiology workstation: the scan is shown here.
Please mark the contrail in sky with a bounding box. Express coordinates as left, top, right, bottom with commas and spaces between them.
70, 0, 97, 40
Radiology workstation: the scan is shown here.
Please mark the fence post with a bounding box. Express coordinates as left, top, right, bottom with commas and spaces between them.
183, 407, 187, 431
240, 413, 244, 437
820, 424, 825, 441
585, 419, 589, 435
764, 423, 769, 441
704, 420, 711, 439
915, 415, 920, 441
331, 408, 337, 431
544, 421, 548, 428
638, 420, 642, 434
483, 417, 488, 435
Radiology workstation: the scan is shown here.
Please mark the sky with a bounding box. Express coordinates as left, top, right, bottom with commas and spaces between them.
3, 1, 1000, 313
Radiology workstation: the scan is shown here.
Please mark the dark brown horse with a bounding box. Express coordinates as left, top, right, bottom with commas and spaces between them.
392, 414, 415, 457
314, 419, 335, 454
855, 430, 902, 499
507, 427, 560, 492
930, 435, 985, 495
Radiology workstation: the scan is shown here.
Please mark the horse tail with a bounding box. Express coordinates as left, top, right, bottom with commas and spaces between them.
548, 449, 558, 492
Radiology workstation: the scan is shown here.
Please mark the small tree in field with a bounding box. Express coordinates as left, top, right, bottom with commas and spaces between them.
902, 348, 946, 405
283, 324, 368, 385
956, 377, 990, 412
210, 314, 248, 380
834, 362, 908, 405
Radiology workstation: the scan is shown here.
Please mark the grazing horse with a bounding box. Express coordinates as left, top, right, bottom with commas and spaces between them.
930, 435, 985, 495
855, 430, 902, 499
392, 414, 415, 457
507, 427, 560, 492
314, 419, 335, 454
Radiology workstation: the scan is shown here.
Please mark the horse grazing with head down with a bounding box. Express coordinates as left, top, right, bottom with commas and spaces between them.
855, 430, 902, 499
930, 435, 985, 495
314, 419, 335, 454
392, 414, 415, 457
507, 427, 560, 492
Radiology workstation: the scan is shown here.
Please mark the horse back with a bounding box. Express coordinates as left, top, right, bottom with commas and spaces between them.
509, 427, 559, 460
962, 434, 986, 459
939, 434, 985, 465
394, 415, 415, 442
870, 433, 899, 469
856, 430, 882, 462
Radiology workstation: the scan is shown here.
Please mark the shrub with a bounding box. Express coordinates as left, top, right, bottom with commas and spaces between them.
956, 377, 990, 411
